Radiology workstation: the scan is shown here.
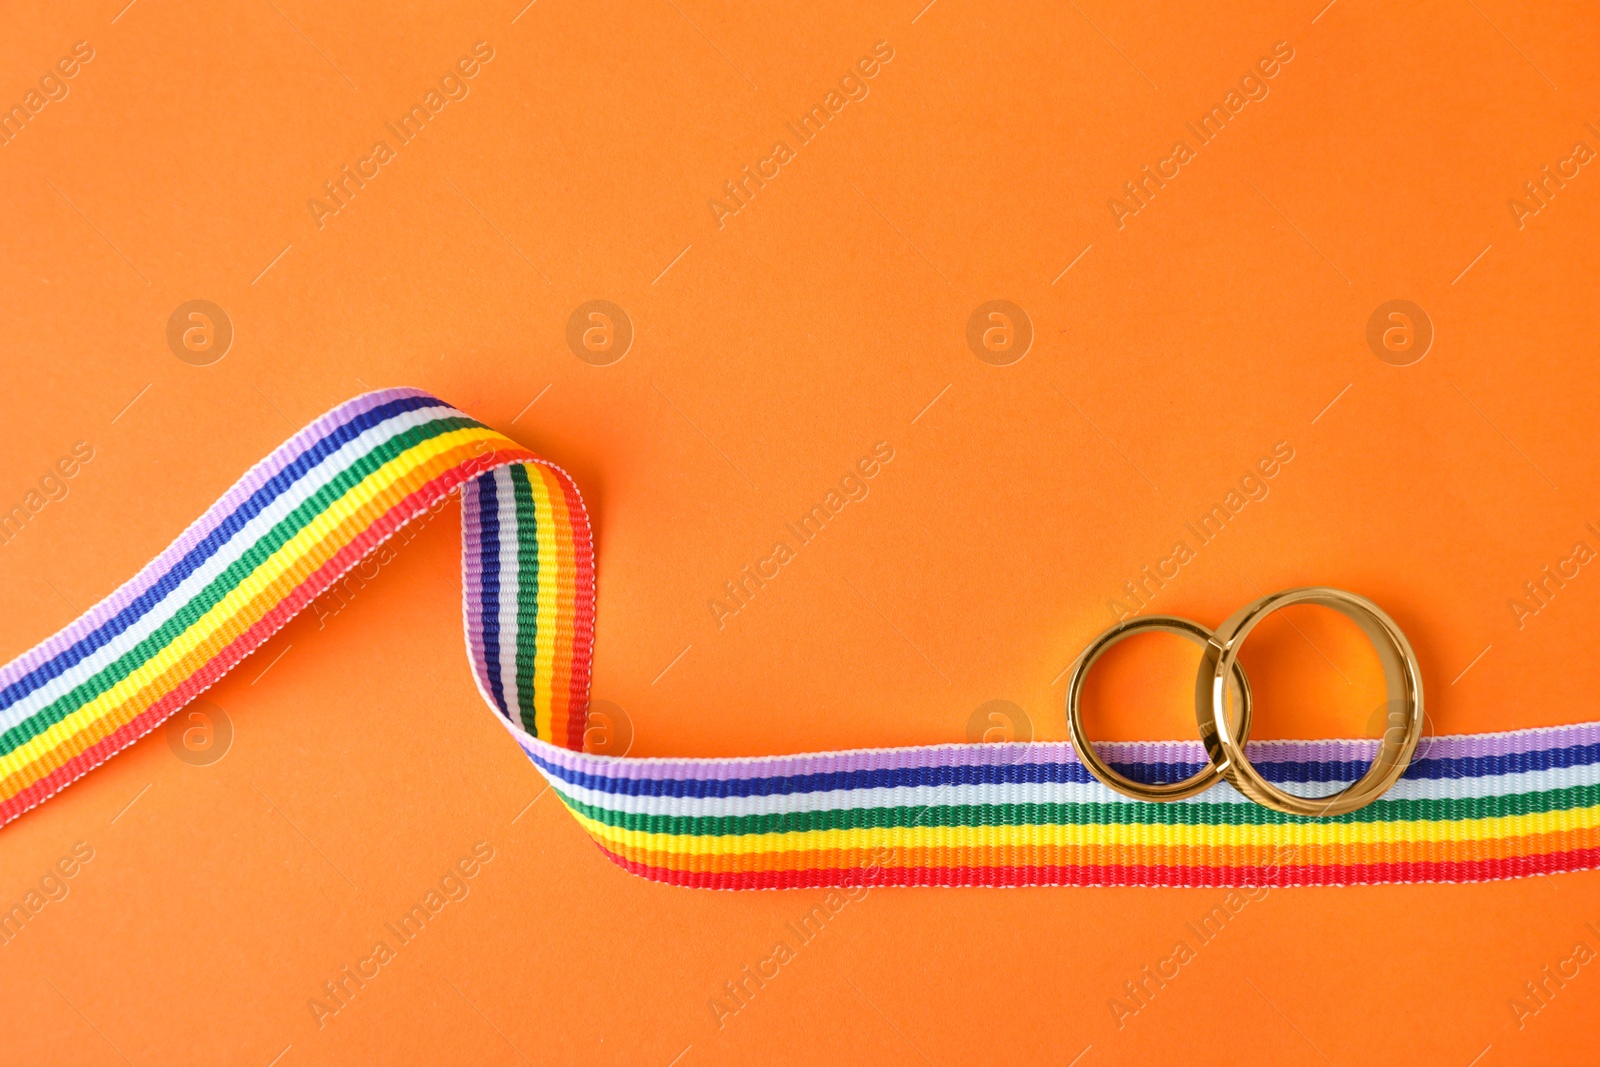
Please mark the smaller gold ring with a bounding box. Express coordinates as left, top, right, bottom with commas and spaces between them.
1067, 615, 1252, 802
1201, 587, 1424, 818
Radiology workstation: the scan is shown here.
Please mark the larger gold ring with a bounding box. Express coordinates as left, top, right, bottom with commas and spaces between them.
1200, 586, 1424, 818
1067, 615, 1252, 802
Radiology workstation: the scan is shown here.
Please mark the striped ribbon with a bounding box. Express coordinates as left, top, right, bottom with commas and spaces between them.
2, 389, 1596, 887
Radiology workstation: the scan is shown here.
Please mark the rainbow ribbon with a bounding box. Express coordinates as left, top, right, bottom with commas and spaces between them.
3, 389, 1597, 887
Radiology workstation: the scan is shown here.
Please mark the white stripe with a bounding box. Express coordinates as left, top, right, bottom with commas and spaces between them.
0, 405, 454, 732
539, 756, 1600, 819
493, 467, 524, 719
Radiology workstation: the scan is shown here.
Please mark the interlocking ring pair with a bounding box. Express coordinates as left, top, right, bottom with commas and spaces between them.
1065, 587, 1424, 817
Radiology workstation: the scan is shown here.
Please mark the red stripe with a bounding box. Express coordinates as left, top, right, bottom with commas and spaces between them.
0, 448, 538, 828
594, 843, 1600, 890
544, 462, 596, 752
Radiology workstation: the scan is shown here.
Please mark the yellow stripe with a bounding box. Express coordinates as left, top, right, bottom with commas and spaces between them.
562, 801, 1600, 858
3, 427, 515, 775
529, 469, 561, 741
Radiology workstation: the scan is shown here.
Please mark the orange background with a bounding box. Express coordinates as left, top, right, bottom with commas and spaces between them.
2, 0, 1599, 1063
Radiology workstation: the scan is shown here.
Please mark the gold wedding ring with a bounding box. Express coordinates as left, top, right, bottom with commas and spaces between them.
1065, 588, 1424, 818
1201, 587, 1424, 817
1066, 616, 1252, 802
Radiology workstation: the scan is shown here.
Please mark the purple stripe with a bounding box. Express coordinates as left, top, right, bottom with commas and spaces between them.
516, 720, 1600, 782
460, 475, 503, 721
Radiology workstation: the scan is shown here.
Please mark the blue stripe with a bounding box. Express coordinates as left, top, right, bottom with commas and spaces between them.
0, 395, 451, 714
477, 471, 509, 718
1205, 741, 1600, 784
531, 753, 1105, 798
524, 741, 1600, 800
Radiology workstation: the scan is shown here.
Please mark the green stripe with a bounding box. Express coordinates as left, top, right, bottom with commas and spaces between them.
0, 415, 482, 758
509, 464, 540, 736
549, 781, 1600, 836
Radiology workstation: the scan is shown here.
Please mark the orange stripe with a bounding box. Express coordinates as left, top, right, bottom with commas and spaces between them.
536, 464, 580, 747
